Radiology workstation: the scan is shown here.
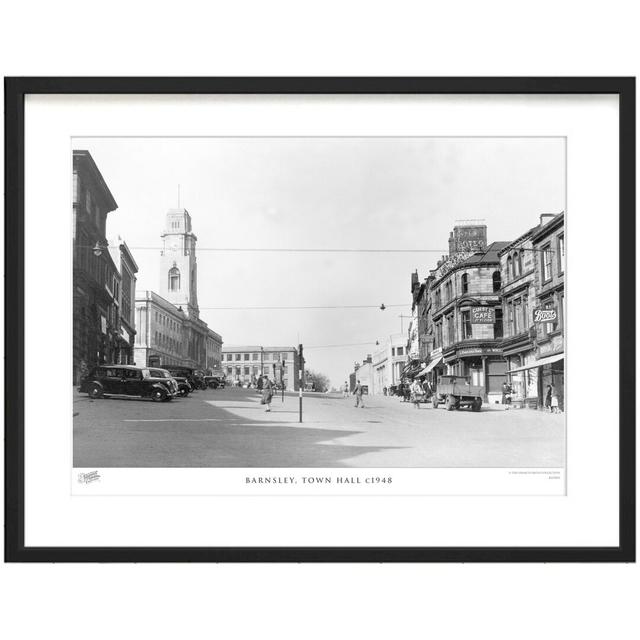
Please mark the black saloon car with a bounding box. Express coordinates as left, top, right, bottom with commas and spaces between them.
79, 365, 179, 401
152, 368, 192, 397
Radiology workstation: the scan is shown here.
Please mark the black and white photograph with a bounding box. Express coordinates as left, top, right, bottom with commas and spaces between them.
72, 137, 566, 476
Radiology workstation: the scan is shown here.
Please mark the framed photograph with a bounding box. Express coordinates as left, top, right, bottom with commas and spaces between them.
5, 77, 635, 562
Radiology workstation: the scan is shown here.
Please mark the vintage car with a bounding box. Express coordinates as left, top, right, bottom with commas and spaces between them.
203, 373, 225, 389
79, 365, 179, 402
150, 368, 191, 397
432, 375, 484, 411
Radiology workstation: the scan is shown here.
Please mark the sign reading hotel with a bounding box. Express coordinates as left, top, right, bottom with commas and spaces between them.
471, 307, 494, 324
533, 307, 558, 323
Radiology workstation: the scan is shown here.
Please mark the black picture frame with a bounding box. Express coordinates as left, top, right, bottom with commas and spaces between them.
4, 77, 635, 563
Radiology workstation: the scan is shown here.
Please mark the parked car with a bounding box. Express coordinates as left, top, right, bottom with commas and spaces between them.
79, 365, 179, 402
203, 373, 225, 389
161, 365, 198, 390
150, 368, 191, 397
431, 375, 484, 411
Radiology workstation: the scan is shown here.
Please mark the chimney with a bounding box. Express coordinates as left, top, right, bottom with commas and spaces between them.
539, 213, 557, 226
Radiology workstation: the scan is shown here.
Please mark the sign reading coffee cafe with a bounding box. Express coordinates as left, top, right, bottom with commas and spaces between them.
471, 307, 495, 324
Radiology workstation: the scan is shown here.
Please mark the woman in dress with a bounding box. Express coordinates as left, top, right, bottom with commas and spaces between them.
261, 375, 274, 412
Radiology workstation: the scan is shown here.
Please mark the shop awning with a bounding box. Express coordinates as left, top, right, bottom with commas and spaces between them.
416, 355, 443, 378
507, 353, 564, 374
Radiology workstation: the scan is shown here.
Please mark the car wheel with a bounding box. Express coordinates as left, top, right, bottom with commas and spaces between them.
432, 396, 439, 409
445, 395, 455, 411
151, 388, 166, 402
179, 387, 188, 397
88, 383, 103, 399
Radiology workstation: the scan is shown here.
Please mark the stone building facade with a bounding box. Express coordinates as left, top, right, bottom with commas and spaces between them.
371, 334, 408, 394
134, 208, 223, 372
531, 213, 565, 408
72, 150, 130, 383
221, 346, 300, 390
108, 239, 138, 366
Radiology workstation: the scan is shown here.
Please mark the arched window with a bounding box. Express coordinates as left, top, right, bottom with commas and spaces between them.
168, 267, 181, 291
506, 255, 513, 280
461, 273, 469, 294
492, 271, 501, 292
513, 251, 521, 277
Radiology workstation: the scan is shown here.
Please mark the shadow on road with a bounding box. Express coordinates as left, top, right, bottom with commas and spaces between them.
74, 399, 405, 468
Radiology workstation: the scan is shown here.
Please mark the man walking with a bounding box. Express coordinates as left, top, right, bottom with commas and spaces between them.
343, 381, 349, 398
353, 380, 365, 408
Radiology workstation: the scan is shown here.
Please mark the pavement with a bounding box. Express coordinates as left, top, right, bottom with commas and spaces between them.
73, 387, 565, 468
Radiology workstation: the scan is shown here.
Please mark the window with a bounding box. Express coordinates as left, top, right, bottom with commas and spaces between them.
494, 308, 503, 339
168, 267, 181, 291
461, 273, 469, 294
558, 235, 565, 274
391, 347, 395, 356
244, 367, 250, 375
235, 354, 241, 361
435, 289, 441, 308
513, 298, 522, 334
543, 298, 558, 334
244, 353, 250, 361
252, 353, 259, 361
226, 354, 232, 361
461, 310, 472, 339
396, 347, 403, 356
506, 255, 513, 280
542, 244, 553, 282
507, 301, 513, 336
444, 281, 453, 303
492, 271, 501, 292
446, 314, 455, 345
513, 251, 521, 277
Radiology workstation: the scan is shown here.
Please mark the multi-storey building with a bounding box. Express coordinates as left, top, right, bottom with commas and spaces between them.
531, 213, 565, 408
499, 212, 565, 409
134, 207, 223, 372
351, 354, 373, 394
221, 346, 300, 390
414, 224, 508, 402
371, 334, 408, 394
108, 238, 139, 365
498, 214, 553, 407
72, 150, 130, 383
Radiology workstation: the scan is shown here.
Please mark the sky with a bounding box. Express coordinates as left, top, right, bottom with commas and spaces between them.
74, 137, 566, 387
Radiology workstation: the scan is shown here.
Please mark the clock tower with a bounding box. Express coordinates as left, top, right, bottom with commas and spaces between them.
159, 208, 199, 318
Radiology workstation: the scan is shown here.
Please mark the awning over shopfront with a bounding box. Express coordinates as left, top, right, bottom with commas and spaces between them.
416, 355, 443, 378
402, 360, 425, 378
507, 353, 564, 374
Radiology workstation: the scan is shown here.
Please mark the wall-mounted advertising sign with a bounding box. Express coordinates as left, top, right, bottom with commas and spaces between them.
471, 307, 494, 324
533, 307, 558, 323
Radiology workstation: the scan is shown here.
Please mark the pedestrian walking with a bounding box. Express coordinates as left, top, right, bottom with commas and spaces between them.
548, 384, 560, 413
353, 380, 365, 408
257, 375, 263, 392
410, 379, 423, 408
343, 381, 349, 398
261, 375, 274, 412
502, 380, 512, 406
545, 384, 553, 412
